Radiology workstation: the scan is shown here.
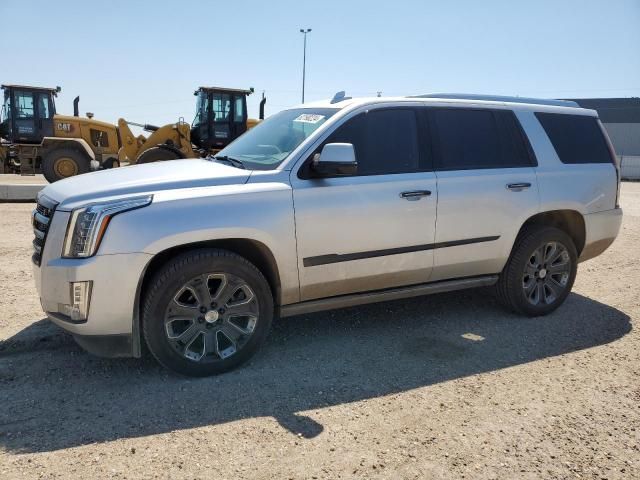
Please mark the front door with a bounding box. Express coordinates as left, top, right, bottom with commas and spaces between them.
10, 89, 39, 143
291, 107, 438, 301
210, 92, 232, 149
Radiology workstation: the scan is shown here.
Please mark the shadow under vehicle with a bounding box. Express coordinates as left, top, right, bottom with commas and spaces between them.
0, 289, 630, 453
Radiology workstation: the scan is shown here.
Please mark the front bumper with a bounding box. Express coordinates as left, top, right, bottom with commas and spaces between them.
579, 207, 623, 262
34, 251, 152, 357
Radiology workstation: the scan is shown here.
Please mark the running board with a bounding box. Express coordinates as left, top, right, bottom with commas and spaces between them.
279, 275, 499, 318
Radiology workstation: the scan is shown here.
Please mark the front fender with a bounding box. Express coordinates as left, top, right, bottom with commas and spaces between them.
98, 183, 300, 304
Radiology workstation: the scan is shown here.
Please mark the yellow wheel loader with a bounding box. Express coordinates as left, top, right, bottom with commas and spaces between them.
1, 84, 120, 183
1, 85, 265, 183
117, 86, 266, 164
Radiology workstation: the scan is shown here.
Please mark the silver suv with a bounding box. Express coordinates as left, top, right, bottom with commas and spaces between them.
32, 93, 623, 376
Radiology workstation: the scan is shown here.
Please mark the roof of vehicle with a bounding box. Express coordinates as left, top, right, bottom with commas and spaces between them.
195, 86, 254, 95
1, 84, 60, 95
300, 93, 597, 116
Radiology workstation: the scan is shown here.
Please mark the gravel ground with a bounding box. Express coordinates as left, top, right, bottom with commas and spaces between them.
0, 184, 639, 479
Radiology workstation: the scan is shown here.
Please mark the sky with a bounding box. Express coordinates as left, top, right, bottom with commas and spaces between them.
1, 0, 639, 126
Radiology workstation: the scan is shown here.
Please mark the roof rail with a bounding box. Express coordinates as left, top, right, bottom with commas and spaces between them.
410, 93, 579, 108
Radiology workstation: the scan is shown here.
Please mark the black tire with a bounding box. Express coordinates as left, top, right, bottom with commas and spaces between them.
136, 146, 181, 164
41, 148, 90, 183
496, 226, 577, 317
99, 157, 119, 169
142, 249, 273, 376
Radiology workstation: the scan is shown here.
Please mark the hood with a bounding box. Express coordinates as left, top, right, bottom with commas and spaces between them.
42, 159, 251, 210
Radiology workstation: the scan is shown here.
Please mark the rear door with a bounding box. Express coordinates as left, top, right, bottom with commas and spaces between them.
426, 106, 540, 281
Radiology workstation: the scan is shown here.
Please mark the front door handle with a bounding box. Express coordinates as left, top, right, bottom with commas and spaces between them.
400, 190, 431, 200
506, 182, 531, 191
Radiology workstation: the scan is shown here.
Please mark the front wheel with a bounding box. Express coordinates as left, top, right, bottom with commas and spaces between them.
142, 249, 273, 376
496, 226, 577, 316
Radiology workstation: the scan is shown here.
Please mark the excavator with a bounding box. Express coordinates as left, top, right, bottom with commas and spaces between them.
0, 84, 265, 182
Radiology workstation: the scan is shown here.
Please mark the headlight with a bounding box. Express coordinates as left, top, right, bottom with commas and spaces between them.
63, 195, 152, 258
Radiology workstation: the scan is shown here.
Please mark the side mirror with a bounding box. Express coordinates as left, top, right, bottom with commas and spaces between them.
312, 143, 357, 177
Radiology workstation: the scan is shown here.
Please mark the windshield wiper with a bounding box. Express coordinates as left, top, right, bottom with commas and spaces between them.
212, 155, 246, 170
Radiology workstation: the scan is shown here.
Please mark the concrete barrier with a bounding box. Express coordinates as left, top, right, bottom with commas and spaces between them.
0, 174, 47, 201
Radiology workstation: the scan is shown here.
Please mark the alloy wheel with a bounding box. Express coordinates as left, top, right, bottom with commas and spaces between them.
522, 241, 572, 306
164, 272, 259, 362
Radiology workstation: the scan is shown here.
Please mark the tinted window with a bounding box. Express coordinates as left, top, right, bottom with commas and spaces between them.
494, 110, 533, 166
536, 112, 612, 164
325, 109, 420, 175
431, 108, 531, 170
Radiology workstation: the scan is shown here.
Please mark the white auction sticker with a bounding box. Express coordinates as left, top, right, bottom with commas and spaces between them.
293, 114, 325, 124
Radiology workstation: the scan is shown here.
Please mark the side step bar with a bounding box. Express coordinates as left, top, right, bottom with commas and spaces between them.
279, 275, 499, 318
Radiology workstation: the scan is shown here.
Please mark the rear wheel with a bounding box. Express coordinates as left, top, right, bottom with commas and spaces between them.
142, 249, 273, 376
136, 146, 181, 164
42, 148, 90, 183
496, 226, 577, 316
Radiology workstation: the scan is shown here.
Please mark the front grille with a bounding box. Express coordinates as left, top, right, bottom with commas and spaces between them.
32, 195, 58, 266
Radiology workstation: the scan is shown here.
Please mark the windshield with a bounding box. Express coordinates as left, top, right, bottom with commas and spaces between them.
215, 108, 339, 170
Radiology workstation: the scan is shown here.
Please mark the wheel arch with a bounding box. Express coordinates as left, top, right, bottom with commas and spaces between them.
132, 239, 282, 357
516, 209, 586, 255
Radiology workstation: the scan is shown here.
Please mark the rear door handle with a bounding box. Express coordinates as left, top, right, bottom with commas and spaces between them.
400, 190, 431, 200
506, 182, 531, 191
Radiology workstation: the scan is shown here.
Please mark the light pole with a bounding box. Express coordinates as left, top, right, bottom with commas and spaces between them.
300, 28, 312, 103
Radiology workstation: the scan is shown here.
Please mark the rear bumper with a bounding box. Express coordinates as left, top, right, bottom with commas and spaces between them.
579, 208, 623, 262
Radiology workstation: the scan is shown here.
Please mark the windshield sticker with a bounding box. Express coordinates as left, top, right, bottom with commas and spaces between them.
293, 114, 325, 124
